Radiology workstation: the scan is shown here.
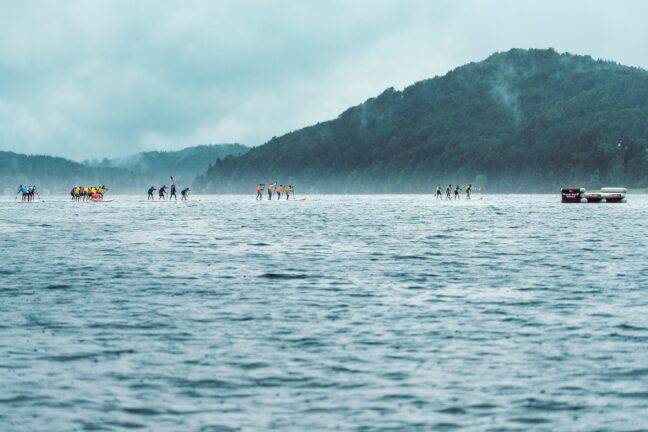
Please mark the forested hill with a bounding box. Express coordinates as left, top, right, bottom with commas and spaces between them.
84, 144, 248, 178
197, 48, 648, 193
1, 144, 248, 194
0, 151, 139, 194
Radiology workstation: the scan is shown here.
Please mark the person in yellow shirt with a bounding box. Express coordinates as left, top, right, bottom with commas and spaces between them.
276, 184, 284, 200
256, 184, 264, 201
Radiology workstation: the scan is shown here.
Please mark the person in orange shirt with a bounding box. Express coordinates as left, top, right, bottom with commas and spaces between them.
276, 184, 284, 200
256, 184, 264, 200
285, 185, 293, 200
268, 183, 276, 200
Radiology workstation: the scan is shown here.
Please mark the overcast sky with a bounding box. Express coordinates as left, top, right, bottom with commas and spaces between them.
0, 0, 646, 159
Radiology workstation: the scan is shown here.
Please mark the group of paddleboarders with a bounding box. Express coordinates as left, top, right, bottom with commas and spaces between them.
147, 183, 190, 201
70, 185, 108, 201
256, 183, 294, 200
17, 185, 38, 202
435, 184, 472, 200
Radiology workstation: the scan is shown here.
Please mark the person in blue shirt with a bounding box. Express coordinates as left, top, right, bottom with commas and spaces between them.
170, 183, 177, 200
147, 186, 156, 200
18, 185, 28, 202
181, 187, 190, 201
158, 185, 167, 200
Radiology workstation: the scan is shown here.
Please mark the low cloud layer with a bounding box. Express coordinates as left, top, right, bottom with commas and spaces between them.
1, 0, 647, 159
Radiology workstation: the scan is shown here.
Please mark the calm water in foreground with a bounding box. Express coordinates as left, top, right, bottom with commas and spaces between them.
1, 194, 647, 431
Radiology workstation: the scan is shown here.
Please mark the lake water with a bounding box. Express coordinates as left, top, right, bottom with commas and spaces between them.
1, 194, 647, 431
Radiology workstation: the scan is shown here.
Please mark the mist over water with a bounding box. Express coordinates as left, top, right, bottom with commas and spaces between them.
1, 195, 647, 431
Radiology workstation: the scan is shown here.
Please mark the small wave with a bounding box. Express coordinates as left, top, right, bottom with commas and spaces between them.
199, 425, 240, 432
470, 403, 497, 410
616, 323, 647, 331
393, 255, 428, 260
45, 283, 71, 290
519, 397, 584, 412
430, 422, 462, 431
103, 420, 147, 429
510, 417, 550, 424
614, 391, 648, 399
171, 378, 237, 390
259, 273, 308, 279
437, 406, 467, 415
0, 394, 51, 404
122, 407, 162, 416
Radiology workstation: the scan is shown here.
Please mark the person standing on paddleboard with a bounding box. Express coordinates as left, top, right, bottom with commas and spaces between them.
285, 185, 293, 200
256, 184, 264, 200
181, 187, 190, 200
446, 185, 452, 200
466, 183, 472, 199
169, 177, 177, 200
147, 186, 156, 200
436, 185, 442, 200
276, 184, 284, 200
159, 185, 167, 200
454, 185, 460, 200
18, 185, 24, 202
268, 183, 275, 200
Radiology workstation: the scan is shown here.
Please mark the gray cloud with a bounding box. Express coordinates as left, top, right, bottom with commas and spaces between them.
0, 0, 646, 159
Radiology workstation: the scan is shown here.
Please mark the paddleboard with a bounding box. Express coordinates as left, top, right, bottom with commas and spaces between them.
89, 199, 114, 203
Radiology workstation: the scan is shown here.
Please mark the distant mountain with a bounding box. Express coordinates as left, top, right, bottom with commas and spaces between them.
0, 151, 138, 195
1, 144, 248, 194
84, 144, 249, 180
197, 48, 648, 193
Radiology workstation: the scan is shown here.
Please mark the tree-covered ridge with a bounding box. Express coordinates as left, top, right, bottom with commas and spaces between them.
1, 144, 249, 194
198, 48, 648, 193
0, 151, 140, 194
85, 144, 248, 178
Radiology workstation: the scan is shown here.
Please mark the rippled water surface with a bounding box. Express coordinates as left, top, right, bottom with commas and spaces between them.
1, 194, 648, 431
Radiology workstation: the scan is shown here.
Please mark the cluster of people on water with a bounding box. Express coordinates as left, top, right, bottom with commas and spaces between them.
435, 183, 473, 200
256, 183, 294, 200
17, 185, 39, 202
70, 185, 108, 201
147, 182, 190, 200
